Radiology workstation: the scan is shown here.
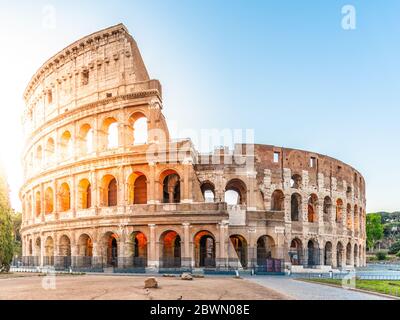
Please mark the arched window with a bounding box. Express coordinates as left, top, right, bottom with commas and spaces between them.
346, 204, 352, 229
271, 190, 284, 211
194, 231, 216, 267
201, 181, 215, 203
127, 172, 147, 204
60, 131, 72, 159
35, 191, 41, 217
45, 138, 55, 164
291, 193, 301, 221
79, 124, 93, 155
160, 230, 181, 268
59, 183, 71, 212
308, 194, 318, 223
336, 199, 343, 223
108, 178, 117, 206
161, 170, 180, 203
129, 113, 148, 145
101, 175, 118, 206
225, 179, 247, 205
78, 179, 91, 209
290, 174, 302, 189
323, 196, 332, 222
44, 187, 54, 214
354, 205, 359, 235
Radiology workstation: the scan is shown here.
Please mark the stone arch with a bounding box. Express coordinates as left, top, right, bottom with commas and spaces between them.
323, 196, 332, 222
336, 241, 344, 268
308, 194, 318, 223
130, 231, 148, 267
60, 130, 72, 159
78, 179, 92, 209
101, 174, 118, 207
44, 187, 54, 214
127, 172, 147, 205
101, 117, 118, 149
256, 235, 275, 265
160, 230, 181, 268
200, 181, 215, 203
194, 230, 216, 268
229, 234, 248, 268
346, 242, 352, 266
102, 232, 119, 267
28, 239, 33, 256
307, 239, 320, 266
35, 190, 41, 217
324, 241, 333, 266
78, 123, 93, 155
44, 236, 54, 266
160, 169, 180, 203
271, 190, 284, 211
35, 237, 41, 260
291, 193, 302, 221
128, 112, 148, 145
354, 243, 359, 267
225, 179, 247, 205
59, 182, 71, 212
290, 174, 302, 189
77, 233, 93, 267
289, 238, 303, 265
45, 137, 55, 163
346, 203, 352, 229
336, 199, 343, 223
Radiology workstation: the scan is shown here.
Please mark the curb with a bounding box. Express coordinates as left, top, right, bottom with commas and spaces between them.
296, 279, 399, 300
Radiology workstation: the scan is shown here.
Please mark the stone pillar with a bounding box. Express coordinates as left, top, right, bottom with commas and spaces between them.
52, 180, 58, 220
147, 224, 157, 270
148, 162, 156, 204
92, 241, 103, 268
182, 223, 191, 267
40, 235, 45, 267
90, 170, 97, 209
71, 244, 79, 267
71, 175, 77, 217
217, 221, 228, 268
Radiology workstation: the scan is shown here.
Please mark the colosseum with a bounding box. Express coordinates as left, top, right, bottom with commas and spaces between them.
19, 24, 366, 274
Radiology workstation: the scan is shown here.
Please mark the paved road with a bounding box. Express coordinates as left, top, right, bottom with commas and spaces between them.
245, 276, 392, 300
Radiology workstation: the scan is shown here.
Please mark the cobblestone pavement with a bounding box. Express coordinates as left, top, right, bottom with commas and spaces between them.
245, 276, 392, 300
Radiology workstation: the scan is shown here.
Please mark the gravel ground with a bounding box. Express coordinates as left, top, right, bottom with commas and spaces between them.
0, 274, 288, 300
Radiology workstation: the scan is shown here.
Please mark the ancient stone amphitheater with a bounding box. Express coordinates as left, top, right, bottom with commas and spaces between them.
20, 24, 366, 273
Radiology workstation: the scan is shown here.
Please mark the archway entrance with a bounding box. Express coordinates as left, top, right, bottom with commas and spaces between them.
337, 242, 344, 268
58, 235, 71, 269
131, 231, 147, 267
229, 235, 247, 268
256, 235, 274, 266
324, 242, 332, 266
160, 231, 181, 268
194, 231, 215, 268
307, 240, 319, 267
77, 234, 93, 267
289, 238, 303, 266
104, 233, 118, 267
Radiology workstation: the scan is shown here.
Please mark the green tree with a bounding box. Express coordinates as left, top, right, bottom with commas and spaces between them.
11, 211, 22, 257
366, 213, 384, 252
0, 165, 14, 272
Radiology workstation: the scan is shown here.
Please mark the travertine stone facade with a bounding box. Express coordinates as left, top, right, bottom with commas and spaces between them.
20, 24, 366, 272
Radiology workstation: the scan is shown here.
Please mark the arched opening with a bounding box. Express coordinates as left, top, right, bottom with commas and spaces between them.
58, 235, 71, 269
44, 237, 54, 266
324, 242, 332, 266
44, 187, 54, 214
354, 244, 359, 267
336, 199, 343, 223
129, 113, 148, 145
35, 191, 41, 217
161, 170, 180, 203
289, 238, 303, 265
60, 131, 72, 159
45, 138, 55, 164
36, 145, 43, 166
59, 183, 71, 212
160, 230, 181, 268
78, 179, 91, 209
103, 232, 118, 267
256, 235, 275, 266
336, 242, 344, 268
131, 231, 147, 267
271, 190, 284, 211
77, 234, 93, 267
354, 205, 359, 235
308, 194, 318, 223
307, 240, 319, 266
229, 235, 248, 268
27, 195, 32, 220
29, 239, 33, 256
78, 124, 93, 155
323, 196, 332, 222
194, 231, 215, 268
290, 174, 302, 189
201, 181, 215, 203
35, 238, 41, 265
346, 204, 352, 229
127, 172, 147, 204
101, 175, 117, 207
101, 117, 119, 149
291, 193, 301, 221
225, 179, 247, 205
346, 243, 352, 266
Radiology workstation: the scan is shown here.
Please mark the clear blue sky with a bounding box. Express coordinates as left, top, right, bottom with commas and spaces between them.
0, 0, 399, 212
